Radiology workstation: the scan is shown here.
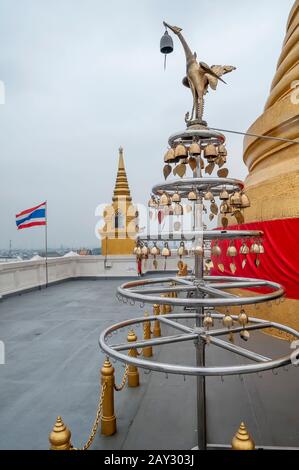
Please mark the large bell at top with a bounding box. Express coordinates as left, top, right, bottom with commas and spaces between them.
160, 30, 173, 55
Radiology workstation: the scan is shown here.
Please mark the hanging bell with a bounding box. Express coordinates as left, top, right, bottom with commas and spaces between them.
160, 29, 174, 54
240, 243, 249, 255
194, 244, 204, 256
211, 242, 221, 257
189, 141, 201, 156
172, 191, 181, 203
220, 202, 230, 214
151, 243, 160, 257
188, 189, 197, 201
136, 246, 142, 256
164, 148, 175, 163
223, 315, 233, 328
230, 191, 242, 207
227, 243, 237, 257
174, 143, 187, 163
177, 241, 186, 258
203, 315, 214, 330
204, 144, 218, 160
240, 192, 250, 208
162, 242, 171, 257
250, 242, 260, 254
141, 243, 149, 257
204, 190, 214, 201
148, 195, 157, 208
218, 144, 227, 157
220, 189, 230, 201
238, 309, 248, 327
160, 192, 170, 206
258, 242, 264, 254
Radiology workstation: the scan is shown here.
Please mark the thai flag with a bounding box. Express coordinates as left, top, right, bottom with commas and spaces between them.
16, 201, 47, 230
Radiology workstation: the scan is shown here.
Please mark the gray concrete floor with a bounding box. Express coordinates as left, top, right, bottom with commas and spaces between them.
0, 279, 298, 450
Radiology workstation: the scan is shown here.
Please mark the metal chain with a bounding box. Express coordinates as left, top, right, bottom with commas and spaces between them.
114, 365, 129, 391
72, 381, 107, 451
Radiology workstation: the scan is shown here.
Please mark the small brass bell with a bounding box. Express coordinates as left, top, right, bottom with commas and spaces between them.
238, 309, 248, 326
162, 242, 171, 257
223, 315, 233, 328
240, 192, 250, 208
141, 243, 149, 257
250, 242, 260, 254
148, 195, 157, 208
189, 141, 201, 156
174, 143, 187, 163
204, 191, 214, 201
211, 242, 221, 257
172, 191, 181, 203
240, 243, 249, 255
220, 189, 229, 201
218, 144, 227, 157
204, 144, 218, 160
258, 242, 264, 254
136, 246, 142, 256
220, 202, 229, 214
188, 190, 197, 201
230, 191, 242, 207
227, 244, 237, 257
160, 192, 170, 206
203, 315, 214, 330
151, 243, 160, 257
133, 246, 138, 255
194, 245, 204, 256
174, 202, 183, 215
164, 148, 175, 163
177, 241, 186, 258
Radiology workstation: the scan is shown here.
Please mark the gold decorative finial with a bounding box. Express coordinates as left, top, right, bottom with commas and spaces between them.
113, 147, 132, 201
231, 422, 255, 450
49, 416, 72, 450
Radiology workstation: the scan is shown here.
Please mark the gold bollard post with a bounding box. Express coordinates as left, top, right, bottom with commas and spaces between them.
231, 422, 255, 450
101, 358, 117, 436
127, 330, 140, 387
143, 312, 153, 357
49, 416, 72, 450
152, 304, 161, 337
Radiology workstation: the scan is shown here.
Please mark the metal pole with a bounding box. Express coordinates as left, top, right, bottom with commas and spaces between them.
193, 154, 206, 450
45, 201, 48, 287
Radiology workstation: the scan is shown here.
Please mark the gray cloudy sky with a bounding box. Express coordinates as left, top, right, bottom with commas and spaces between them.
0, 0, 294, 249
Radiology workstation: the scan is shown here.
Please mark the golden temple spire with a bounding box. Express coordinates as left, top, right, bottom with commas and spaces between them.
243, 0, 299, 223
112, 147, 132, 202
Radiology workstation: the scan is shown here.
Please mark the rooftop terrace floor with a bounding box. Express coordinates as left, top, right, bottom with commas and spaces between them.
0, 279, 298, 450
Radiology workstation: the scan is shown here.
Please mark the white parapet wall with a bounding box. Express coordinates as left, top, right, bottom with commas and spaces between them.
0, 255, 187, 297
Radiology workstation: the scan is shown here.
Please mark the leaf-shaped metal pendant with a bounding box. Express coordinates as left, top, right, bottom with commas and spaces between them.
230, 262, 237, 274
217, 168, 229, 178
200, 158, 205, 170
176, 163, 186, 178
153, 259, 158, 269
173, 165, 177, 176
188, 157, 197, 171
221, 217, 228, 228
163, 164, 172, 180
216, 156, 225, 168
255, 257, 260, 267
205, 163, 215, 175
242, 258, 247, 269
205, 260, 214, 271
174, 221, 181, 231
218, 263, 225, 272
210, 202, 218, 215
184, 204, 192, 213
234, 210, 244, 224
209, 213, 214, 221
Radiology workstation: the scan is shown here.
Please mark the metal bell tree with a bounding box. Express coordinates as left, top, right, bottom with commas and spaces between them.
99, 22, 299, 450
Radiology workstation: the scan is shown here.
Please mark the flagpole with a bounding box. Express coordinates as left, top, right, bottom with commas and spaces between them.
45, 200, 48, 288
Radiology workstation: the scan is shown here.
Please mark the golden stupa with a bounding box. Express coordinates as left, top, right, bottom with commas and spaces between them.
100, 147, 138, 256
241, 0, 299, 336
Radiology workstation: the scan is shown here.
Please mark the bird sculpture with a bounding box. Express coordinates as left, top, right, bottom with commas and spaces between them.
163, 22, 236, 125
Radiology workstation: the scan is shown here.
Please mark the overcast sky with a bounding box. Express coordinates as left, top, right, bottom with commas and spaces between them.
0, 0, 294, 249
